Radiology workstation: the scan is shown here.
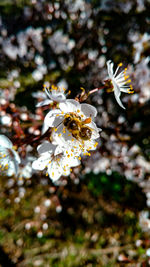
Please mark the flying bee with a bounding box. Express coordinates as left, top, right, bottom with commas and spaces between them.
63, 113, 92, 141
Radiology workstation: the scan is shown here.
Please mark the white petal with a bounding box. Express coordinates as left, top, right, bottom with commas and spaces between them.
47, 162, 63, 181
64, 156, 80, 167
107, 60, 114, 79
0, 135, 13, 149
54, 145, 64, 156
37, 141, 56, 155
88, 122, 100, 139
44, 109, 63, 128
36, 99, 53, 107
7, 161, 16, 176
81, 103, 97, 118
51, 92, 66, 102
13, 150, 21, 164
113, 82, 125, 109
42, 123, 49, 135
59, 99, 80, 113
32, 154, 50, 170
44, 87, 51, 98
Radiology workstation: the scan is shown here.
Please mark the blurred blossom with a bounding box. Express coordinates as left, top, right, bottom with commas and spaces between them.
44, 199, 51, 207
49, 30, 75, 54
37, 231, 43, 238
133, 33, 150, 63
1, 115, 12, 126
139, 211, 150, 232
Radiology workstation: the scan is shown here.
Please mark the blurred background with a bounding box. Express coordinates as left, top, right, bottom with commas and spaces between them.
0, 0, 150, 266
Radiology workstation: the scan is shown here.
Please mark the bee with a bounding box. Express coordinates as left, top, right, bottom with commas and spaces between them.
63, 113, 92, 141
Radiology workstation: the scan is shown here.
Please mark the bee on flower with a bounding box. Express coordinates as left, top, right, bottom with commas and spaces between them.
43, 99, 101, 155
104, 60, 134, 109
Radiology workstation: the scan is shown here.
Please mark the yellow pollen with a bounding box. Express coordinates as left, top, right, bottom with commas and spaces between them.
49, 161, 51, 163
94, 142, 98, 147
70, 168, 72, 172
0, 165, 2, 168
66, 151, 68, 154
118, 62, 123, 67
54, 128, 58, 132
68, 134, 71, 137
71, 138, 74, 142
71, 149, 74, 152
3, 154, 6, 157
52, 85, 57, 90
46, 173, 48, 176
58, 134, 61, 137
67, 155, 70, 158
56, 114, 60, 117
77, 109, 80, 113
52, 172, 54, 176
78, 157, 81, 160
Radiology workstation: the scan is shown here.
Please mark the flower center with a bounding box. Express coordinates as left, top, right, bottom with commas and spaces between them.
103, 79, 114, 92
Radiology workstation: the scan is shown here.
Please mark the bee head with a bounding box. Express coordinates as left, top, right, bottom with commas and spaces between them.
68, 119, 79, 131
63, 116, 72, 127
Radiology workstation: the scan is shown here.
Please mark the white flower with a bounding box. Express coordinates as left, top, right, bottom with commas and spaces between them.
32, 141, 80, 182
36, 83, 67, 107
0, 135, 21, 176
43, 99, 100, 153
106, 60, 134, 109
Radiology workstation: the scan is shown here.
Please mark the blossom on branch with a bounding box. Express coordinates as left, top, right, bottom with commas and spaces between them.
105, 60, 134, 109
36, 83, 68, 107
43, 99, 100, 154
32, 141, 80, 181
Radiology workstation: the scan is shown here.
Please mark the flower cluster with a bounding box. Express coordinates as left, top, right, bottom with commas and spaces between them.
32, 88, 101, 181
0, 59, 134, 183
